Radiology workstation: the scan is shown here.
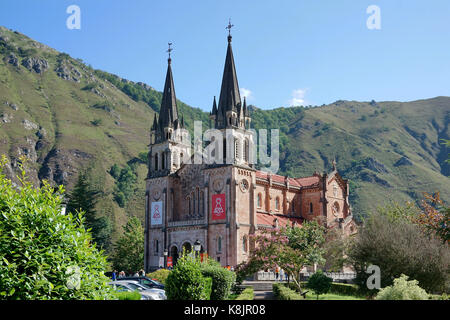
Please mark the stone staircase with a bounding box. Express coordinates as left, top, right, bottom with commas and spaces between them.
242, 280, 286, 291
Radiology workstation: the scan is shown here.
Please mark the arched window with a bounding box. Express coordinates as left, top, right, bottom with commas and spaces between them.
154, 154, 159, 171
234, 138, 240, 161
244, 139, 249, 162
223, 138, 227, 163
161, 152, 165, 170
187, 196, 191, 216
243, 236, 247, 253
309, 202, 313, 214
192, 192, 195, 216
200, 191, 204, 217
196, 187, 200, 216
217, 236, 222, 253
180, 152, 184, 165
275, 197, 280, 210
154, 239, 159, 254
257, 193, 262, 208
172, 151, 177, 167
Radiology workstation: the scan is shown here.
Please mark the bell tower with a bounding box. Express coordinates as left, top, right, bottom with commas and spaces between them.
209, 21, 253, 167
148, 44, 191, 178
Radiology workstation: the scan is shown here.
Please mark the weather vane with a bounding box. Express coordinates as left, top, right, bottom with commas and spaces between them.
226, 18, 234, 36
167, 42, 173, 59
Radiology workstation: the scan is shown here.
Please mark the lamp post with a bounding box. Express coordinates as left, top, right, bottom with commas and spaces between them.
194, 240, 201, 258
163, 249, 168, 269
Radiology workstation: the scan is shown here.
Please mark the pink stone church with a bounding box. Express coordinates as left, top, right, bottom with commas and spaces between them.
144, 31, 356, 272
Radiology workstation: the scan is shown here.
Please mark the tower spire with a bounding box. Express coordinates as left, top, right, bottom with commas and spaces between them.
216, 20, 241, 129
157, 44, 178, 141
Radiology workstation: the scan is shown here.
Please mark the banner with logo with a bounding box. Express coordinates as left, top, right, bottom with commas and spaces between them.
158, 257, 164, 268
167, 257, 173, 268
151, 201, 163, 225
211, 193, 226, 220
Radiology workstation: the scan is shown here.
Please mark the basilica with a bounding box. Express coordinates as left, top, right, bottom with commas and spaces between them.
144, 30, 356, 272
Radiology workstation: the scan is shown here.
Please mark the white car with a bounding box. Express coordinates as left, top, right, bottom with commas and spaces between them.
109, 280, 167, 300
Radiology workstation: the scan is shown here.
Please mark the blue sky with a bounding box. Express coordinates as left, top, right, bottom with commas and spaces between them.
1, 0, 449, 110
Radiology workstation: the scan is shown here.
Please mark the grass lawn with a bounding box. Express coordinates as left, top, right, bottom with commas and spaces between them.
304, 292, 365, 300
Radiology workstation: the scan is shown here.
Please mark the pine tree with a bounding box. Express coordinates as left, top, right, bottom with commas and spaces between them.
67, 172, 112, 251
112, 217, 144, 273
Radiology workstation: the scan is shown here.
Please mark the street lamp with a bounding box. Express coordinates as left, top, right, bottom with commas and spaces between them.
163, 249, 168, 269
194, 240, 201, 257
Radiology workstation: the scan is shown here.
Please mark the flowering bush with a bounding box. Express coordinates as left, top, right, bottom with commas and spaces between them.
236, 220, 325, 293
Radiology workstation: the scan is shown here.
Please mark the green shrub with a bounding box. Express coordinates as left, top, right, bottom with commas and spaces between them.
307, 270, 332, 299
147, 269, 171, 285
235, 287, 254, 300
375, 274, 429, 300
203, 277, 213, 300
113, 290, 141, 300
273, 283, 303, 300
165, 253, 210, 300
0, 156, 113, 300
200, 259, 236, 300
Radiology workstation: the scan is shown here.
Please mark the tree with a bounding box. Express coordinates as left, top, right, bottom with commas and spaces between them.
0, 155, 113, 299
236, 220, 326, 293
412, 193, 449, 244
347, 206, 449, 294
67, 172, 112, 251
111, 216, 144, 273
307, 270, 332, 299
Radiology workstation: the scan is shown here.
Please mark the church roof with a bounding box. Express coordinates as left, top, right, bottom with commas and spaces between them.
255, 171, 320, 188
256, 212, 303, 228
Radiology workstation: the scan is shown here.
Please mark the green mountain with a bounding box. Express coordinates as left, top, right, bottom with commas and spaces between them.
1, 26, 449, 247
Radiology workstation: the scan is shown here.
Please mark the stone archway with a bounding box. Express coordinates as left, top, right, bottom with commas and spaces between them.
170, 245, 179, 266
182, 242, 192, 254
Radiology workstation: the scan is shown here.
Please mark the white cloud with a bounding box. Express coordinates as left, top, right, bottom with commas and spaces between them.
240, 88, 253, 100
289, 88, 308, 106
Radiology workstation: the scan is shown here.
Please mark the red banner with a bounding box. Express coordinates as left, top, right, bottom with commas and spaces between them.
167, 257, 173, 268
211, 193, 226, 220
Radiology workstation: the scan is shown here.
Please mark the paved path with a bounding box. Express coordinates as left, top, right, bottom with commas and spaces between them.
253, 290, 275, 300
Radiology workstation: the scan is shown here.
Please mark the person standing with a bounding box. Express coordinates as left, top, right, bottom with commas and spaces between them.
112, 270, 117, 281
275, 266, 279, 281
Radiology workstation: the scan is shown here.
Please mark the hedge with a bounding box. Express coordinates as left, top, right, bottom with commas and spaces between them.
287, 281, 362, 297
147, 269, 171, 285
201, 264, 236, 300
273, 283, 303, 300
235, 287, 254, 300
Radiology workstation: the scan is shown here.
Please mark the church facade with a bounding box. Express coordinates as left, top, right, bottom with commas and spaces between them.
144, 32, 356, 272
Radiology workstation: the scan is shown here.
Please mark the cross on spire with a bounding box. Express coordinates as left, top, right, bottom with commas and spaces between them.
167, 42, 173, 62
226, 18, 234, 39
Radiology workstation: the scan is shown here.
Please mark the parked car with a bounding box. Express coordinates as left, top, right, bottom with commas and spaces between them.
109, 280, 166, 300
119, 276, 165, 290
